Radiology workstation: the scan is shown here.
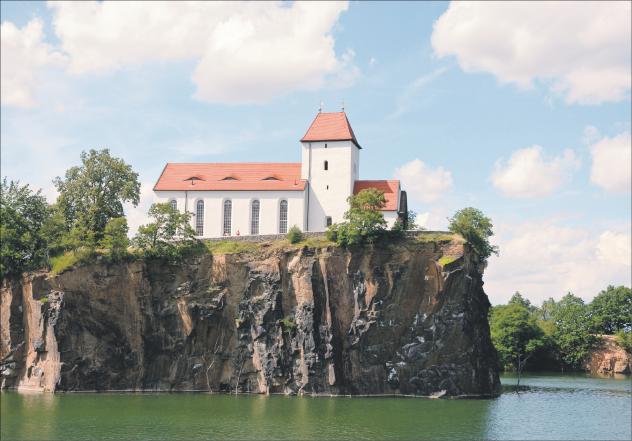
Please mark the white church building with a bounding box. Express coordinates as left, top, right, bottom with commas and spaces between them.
153, 111, 407, 238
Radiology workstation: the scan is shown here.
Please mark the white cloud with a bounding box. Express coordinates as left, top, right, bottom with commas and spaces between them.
589, 132, 631, 193
1, 18, 67, 107
491, 146, 580, 198
432, 1, 631, 104
582, 125, 600, 145
395, 159, 453, 203
47, 1, 354, 104
485, 219, 631, 304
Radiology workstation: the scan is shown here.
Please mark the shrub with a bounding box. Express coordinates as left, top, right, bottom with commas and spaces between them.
286, 225, 303, 244
448, 207, 498, 260
327, 189, 387, 247
615, 330, 632, 353
100, 217, 129, 261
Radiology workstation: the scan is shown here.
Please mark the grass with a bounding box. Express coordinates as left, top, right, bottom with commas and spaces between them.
414, 232, 458, 243
50, 251, 82, 275
438, 255, 459, 266
204, 240, 260, 255
296, 236, 336, 249
50, 248, 95, 275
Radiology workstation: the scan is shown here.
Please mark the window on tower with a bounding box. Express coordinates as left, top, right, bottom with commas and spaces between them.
325, 216, 332, 227
324, 160, 328, 171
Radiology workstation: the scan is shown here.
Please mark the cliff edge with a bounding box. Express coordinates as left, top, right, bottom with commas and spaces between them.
1, 234, 500, 396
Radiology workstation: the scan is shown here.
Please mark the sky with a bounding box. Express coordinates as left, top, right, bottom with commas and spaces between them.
1, 1, 630, 305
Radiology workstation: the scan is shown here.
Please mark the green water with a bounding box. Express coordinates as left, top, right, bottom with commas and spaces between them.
1, 374, 630, 440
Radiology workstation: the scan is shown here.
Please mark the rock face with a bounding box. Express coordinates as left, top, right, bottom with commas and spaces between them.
584, 335, 631, 375
1, 237, 500, 396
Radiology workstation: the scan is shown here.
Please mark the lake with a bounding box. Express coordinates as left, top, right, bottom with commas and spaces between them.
1, 373, 630, 440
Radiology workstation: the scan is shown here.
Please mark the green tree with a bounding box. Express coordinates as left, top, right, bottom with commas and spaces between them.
326, 188, 387, 246
552, 293, 598, 369
589, 285, 632, 334
489, 302, 546, 386
286, 225, 303, 244
508, 292, 533, 310
100, 217, 130, 261
133, 203, 198, 258
392, 210, 419, 232
54, 149, 140, 240
0, 179, 50, 278
447, 207, 498, 260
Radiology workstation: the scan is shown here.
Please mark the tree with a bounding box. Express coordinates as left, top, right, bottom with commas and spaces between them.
133, 203, 198, 258
509, 292, 533, 310
589, 285, 632, 334
54, 149, 140, 240
393, 210, 419, 232
286, 225, 303, 244
489, 302, 546, 386
100, 217, 130, 261
0, 179, 50, 278
326, 188, 387, 246
551, 293, 598, 369
447, 207, 498, 260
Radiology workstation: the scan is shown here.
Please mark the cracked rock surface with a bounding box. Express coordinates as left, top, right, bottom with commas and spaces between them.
1, 238, 500, 396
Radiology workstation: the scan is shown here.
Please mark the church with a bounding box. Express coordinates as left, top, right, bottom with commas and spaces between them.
153, 111, 407, 238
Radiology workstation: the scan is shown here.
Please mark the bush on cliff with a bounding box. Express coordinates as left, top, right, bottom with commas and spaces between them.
133, 202, 201, 259
448, 207, 498, 260
287, 225, 303, 244
100, 217, 130, 261
326, 189, 387, 246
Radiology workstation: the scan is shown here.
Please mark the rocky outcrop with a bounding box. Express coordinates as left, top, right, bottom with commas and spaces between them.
1, 236, 500, 396
584, 335, 631, 375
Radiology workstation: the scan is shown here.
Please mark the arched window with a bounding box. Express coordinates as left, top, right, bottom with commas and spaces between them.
279, 200, 288, 234
324, 160, 328, 171
170, 199, 177, 211
250, 200, 260, 235
223, 200, 232, 236
195, 200, 204, 236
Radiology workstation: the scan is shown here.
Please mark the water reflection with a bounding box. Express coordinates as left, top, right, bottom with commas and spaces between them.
1, 374, 629, 441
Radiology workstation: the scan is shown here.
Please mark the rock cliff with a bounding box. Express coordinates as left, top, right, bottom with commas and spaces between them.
1, 235, 500, 396
584, 335, 631, 375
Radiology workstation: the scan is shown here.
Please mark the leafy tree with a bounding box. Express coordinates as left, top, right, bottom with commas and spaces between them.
133, 203, 198, 258
509, 292, 534, 310
551, 293, 598, 369
100, 217, 130, 261
448, 207, 498, 260
54, 149, 140, 240
489, 302, 546, 386
286, 225, 303, 244
326, 189, 387, 246
0, 179, 50, 278
589, 285, 632, 334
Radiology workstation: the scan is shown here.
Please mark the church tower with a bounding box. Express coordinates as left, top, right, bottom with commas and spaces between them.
300, 111, 361, 231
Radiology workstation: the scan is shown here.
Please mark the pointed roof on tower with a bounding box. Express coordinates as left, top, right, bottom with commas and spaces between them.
301, 111, 361, 148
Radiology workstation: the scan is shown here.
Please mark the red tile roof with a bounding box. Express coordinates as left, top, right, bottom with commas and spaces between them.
301, 112, 360, 148
353, 180, 400, 211
154, 163, 306, 191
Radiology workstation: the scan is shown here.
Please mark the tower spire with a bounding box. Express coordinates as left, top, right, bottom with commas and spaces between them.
319, 101, 323, 113
341, 100, 345, 112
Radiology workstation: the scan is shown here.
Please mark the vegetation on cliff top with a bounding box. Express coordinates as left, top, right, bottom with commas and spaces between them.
490, 286, 632, 372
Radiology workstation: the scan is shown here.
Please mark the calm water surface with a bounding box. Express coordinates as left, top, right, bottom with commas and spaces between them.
1, 373, 630, 440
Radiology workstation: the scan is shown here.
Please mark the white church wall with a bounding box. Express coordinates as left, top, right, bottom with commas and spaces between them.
301, 140, 358, 231
155, 190, 305, 238
383, 211, 399, 229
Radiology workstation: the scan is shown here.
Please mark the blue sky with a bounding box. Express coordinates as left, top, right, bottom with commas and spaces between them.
1, 1, 630, 304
